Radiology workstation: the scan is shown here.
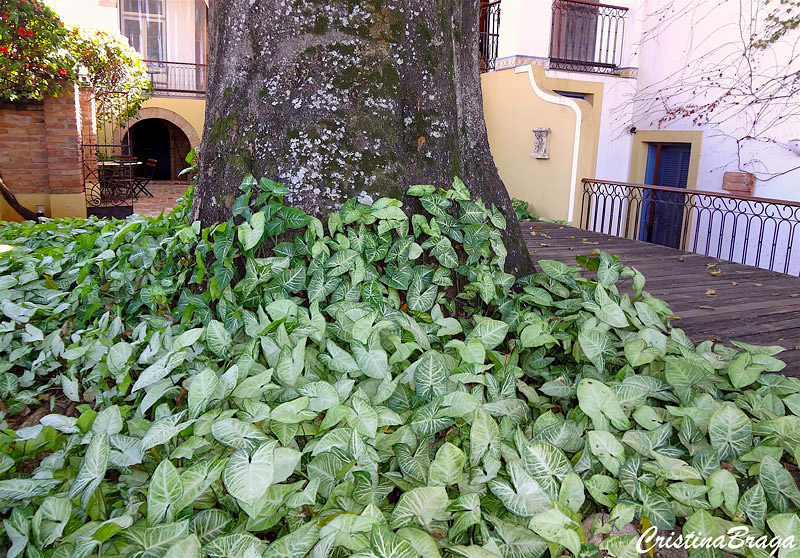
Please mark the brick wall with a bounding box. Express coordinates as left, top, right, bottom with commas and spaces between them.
0, 82, 90, 198
0, 101, 48, 194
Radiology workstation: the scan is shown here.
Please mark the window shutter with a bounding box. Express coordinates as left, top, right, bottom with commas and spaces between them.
652, 146, 691, 248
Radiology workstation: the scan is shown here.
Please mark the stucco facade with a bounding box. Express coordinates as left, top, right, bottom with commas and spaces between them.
44, 0, 207, 148
486, 0, 800, 224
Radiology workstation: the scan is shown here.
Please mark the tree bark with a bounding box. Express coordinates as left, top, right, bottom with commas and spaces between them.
195, 0, 533, 276
0, 174, 38, 221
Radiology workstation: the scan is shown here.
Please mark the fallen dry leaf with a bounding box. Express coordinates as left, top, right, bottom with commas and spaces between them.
540, 243, 550, 247
731, 282, 738, 286
535, 226, 543, 230
791, 294, 799, 298
754, 283, 762, 287
706, 289, 716, 296
710, 270, 722, 276
706, 263, 717, 269
698, 305, 714, 310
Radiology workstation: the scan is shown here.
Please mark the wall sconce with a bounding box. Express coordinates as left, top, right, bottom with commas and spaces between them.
531, 128, 551, 159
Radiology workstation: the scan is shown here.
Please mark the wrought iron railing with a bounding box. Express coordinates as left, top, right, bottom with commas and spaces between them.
581, 179, 800, 276
549, 0, 627, 74
479, 0, 501, 72
144, 60, 207, 95
82, 143, 134, 207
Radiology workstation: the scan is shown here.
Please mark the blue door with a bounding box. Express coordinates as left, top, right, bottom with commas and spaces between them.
639, 143, 691, 249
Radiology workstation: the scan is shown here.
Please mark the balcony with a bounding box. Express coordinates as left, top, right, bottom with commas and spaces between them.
479, 0, 501, 72
144, 60, 207, 96
549, 0, 627, 74
580, 179, 800, 276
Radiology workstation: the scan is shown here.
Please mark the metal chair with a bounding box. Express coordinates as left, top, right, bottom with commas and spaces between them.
131, 158, 157, 198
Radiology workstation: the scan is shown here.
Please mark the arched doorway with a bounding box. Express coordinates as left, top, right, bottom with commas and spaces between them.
124, 118, 192, 181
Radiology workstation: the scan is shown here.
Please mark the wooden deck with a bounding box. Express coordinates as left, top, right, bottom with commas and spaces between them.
523, 221, 800, 372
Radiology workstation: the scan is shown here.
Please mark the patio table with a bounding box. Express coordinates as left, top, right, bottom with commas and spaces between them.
97, 160, 142, 203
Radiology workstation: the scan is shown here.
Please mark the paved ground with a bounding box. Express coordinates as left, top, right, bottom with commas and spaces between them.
131, 180, 190, 217
524, 221, 800, 372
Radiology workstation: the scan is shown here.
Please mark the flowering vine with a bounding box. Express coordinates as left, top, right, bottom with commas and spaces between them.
0, 0, 150, 113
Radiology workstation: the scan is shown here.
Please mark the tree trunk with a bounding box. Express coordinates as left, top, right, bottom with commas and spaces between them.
194, 0, 533, 276
0, 174, 38, 221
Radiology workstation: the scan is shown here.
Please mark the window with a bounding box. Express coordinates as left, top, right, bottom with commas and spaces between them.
554, 90, 589, 101
479, 1, 501, 72
639, 143, 692, 249
549, 0, 627, 74
121, 0, 166, 61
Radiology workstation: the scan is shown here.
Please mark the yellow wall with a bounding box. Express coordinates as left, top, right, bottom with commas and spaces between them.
1, 193, 87, 222
481, 66, 603, 223
141, 97, 206, 143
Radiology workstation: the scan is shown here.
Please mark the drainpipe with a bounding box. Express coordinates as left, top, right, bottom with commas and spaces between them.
515, 64, 582, 224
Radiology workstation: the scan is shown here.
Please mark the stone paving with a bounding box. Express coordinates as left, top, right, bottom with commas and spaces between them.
131, 180, 190, 217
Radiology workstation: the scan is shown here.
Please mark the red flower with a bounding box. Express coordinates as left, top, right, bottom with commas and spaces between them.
0, 46, 8, 54
58, 68, 67, 76
2, 13, 9, 20
18, 27, 26, 35
27, 29, 34, 37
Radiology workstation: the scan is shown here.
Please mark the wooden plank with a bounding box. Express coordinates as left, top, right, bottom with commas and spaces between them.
521, 221, 800, 366
674, 299, 800, 319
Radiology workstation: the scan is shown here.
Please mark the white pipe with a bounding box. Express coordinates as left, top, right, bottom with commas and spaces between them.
515, 65, 582, 223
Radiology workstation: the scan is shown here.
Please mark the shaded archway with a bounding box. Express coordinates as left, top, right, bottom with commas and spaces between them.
124, 118, 192, 181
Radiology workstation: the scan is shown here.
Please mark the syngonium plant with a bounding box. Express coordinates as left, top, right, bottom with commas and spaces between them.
0, 178, 799, 558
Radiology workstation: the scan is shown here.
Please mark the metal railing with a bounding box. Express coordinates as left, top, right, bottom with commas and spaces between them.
144, 60, 207, 95
549, 0, 627, 74
581, 179, 800, 276
82, 143, 134, 207
479, 1, 501, 73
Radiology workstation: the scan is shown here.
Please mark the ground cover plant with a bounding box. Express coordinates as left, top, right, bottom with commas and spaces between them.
0, 179, 799, 558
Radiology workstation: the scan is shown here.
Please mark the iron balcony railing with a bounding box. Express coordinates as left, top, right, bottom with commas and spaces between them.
581, 179, 800, 276
550, 0, 627, 74
479, 0, 501, 72
144, 60, 207, 95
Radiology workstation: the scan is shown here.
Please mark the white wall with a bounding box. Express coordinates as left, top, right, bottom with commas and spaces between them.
46, 0, 119, 32
496, 0, 800, 202
492, 0, 799, 273
45, 0, 204, 64
497, 0, 644, 66
495, 0, 643, 183
633, 0, 800, 201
